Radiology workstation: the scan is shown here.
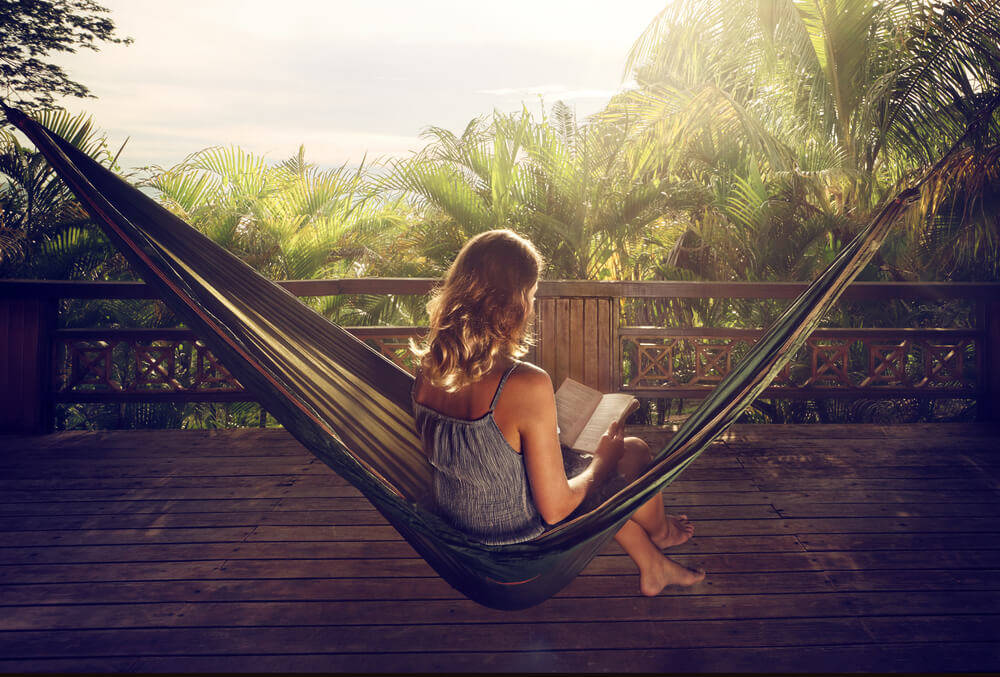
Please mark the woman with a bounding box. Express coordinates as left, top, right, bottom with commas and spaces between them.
411, 229, 705, 596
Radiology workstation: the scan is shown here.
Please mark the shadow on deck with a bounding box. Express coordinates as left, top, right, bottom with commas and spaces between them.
0, 423, 998, 673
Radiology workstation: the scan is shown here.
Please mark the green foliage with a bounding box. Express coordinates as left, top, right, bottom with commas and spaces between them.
144, 145, 425, 326
383, 104, 679, 280
0, 108, 126, 278
614, 0, 1000, 285
0, 0, 131, 110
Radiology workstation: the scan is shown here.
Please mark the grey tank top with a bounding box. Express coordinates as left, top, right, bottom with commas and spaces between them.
411, 361, 546, 546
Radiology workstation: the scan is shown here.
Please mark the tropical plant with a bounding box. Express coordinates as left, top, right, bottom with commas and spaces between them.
384, 104, 694, 280
616, 0, 1000, 283
145, 144, 423, 325
0, 107, 127, 279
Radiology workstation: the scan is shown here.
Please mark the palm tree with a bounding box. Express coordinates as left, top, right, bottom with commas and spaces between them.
617, 0, 1000, 282
0, 108, 126, 279
384, 104, 692, 280
145, 144, 423, 325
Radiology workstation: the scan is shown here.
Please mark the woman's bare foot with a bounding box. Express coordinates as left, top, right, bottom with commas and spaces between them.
651, 514, 695, 549
640, 554, 706, 596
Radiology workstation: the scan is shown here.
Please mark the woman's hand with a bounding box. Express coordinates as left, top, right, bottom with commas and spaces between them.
595, 420, 626, 465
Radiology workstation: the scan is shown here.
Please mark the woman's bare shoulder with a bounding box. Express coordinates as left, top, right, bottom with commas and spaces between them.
507, 361, 553, 396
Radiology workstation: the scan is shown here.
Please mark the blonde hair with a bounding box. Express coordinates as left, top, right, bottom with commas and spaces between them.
411, 229, 544, 392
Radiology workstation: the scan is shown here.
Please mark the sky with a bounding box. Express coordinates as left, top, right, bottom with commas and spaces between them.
48, 0, 668, 172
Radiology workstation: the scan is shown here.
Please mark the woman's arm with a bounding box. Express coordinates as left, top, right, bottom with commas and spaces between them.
512, 365, 625, 524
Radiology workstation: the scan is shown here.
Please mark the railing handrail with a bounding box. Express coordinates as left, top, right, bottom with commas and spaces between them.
3, 278, 1000, 300
2, 277, 997, 431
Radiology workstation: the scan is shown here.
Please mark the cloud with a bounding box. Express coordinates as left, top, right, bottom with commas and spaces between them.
476, 84, 623, 100
45, 0, 666, 169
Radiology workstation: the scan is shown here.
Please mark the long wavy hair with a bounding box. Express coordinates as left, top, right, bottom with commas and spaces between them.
411, 229, 544, 392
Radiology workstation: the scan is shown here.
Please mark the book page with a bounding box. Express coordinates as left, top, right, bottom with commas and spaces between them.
572, 394, 639, 454
554, 378, 603, 448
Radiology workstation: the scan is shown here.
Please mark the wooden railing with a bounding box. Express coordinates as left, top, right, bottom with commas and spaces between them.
1, 278, 998, 432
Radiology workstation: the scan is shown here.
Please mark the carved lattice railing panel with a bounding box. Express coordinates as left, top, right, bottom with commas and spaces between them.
54, 327, 427, 401
621, 328, 980, 397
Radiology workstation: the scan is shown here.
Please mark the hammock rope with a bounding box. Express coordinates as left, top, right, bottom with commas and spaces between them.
2, 98, 990, 609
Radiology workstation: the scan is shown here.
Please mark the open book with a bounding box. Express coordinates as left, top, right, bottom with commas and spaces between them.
554, 377, 639, 454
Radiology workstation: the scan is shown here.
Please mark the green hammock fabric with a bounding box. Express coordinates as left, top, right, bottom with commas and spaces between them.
4, 102, 925, 610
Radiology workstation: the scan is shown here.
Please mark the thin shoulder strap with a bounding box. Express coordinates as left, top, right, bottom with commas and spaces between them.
488, 361, 520, 412
410, 365, 422, 400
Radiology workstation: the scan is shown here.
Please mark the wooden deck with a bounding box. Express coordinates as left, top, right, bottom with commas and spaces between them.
0, 423, 998, 673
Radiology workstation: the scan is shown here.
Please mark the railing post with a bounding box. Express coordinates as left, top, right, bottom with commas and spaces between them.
984, 300, 1000, 422
535, 295, 617, 392
0, 296, 56, 434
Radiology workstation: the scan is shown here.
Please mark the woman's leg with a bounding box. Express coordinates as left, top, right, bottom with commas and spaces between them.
614, 520, 705, 596
619, 437, 694, 549
613, 437, 705, 595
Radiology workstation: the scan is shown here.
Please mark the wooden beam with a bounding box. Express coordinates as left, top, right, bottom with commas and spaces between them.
4, 278, 1000, 302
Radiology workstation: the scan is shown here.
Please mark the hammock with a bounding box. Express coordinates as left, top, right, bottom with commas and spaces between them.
1, 101, 944, 609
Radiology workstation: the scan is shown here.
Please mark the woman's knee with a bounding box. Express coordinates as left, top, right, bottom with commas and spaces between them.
619, 437, 652, 478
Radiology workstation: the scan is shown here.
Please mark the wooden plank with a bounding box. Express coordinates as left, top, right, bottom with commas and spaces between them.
824, 568, 1000, 591
583, 297, 597, 388
0, 526, 262, 547
0, 510, 395, 531
0, 567, 835, 603
2, 547, 991, 581
555, 296, 570, 387
569, 297, 584, 384
0, 618, 878, 658
0, 458, 336, 476
807, 549, 1000, 570
798, 532, 996, 551
197, 515, 1000, 543
664, 488, 1000, 505
0, 502, 777, 531
0, 585, 909, 624
0, 499, 770, 520
598, 296, 612, 391
729, 440, 1000, 458
728, 442, 1000, 463
0, 541, 426, 564
0, 462, 747, 486
3, 643, 996, 675
0, 483, 370, 500
0, 534, 805, 567
537, 298, 555, 382
0, 492, 760, 519
0, 477, 756, 501
2, 589, 994, 627
0, 553, 826, 586
0, 497, 368, 515
862, 615, 1000, 643
6, 301, 25, 432
714, 422, 1000, 441
771, 501, 1000, 518
24, 299, 39, 432
752, 477, 997, 491
748, 465, 999, 480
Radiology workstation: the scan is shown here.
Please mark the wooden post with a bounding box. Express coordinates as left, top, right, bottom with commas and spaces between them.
985, 300, 1000, 422
0, 297, 56, 433
535, 296, 617, 392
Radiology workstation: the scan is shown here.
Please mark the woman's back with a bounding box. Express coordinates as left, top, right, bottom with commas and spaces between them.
412, 361, 546, 545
